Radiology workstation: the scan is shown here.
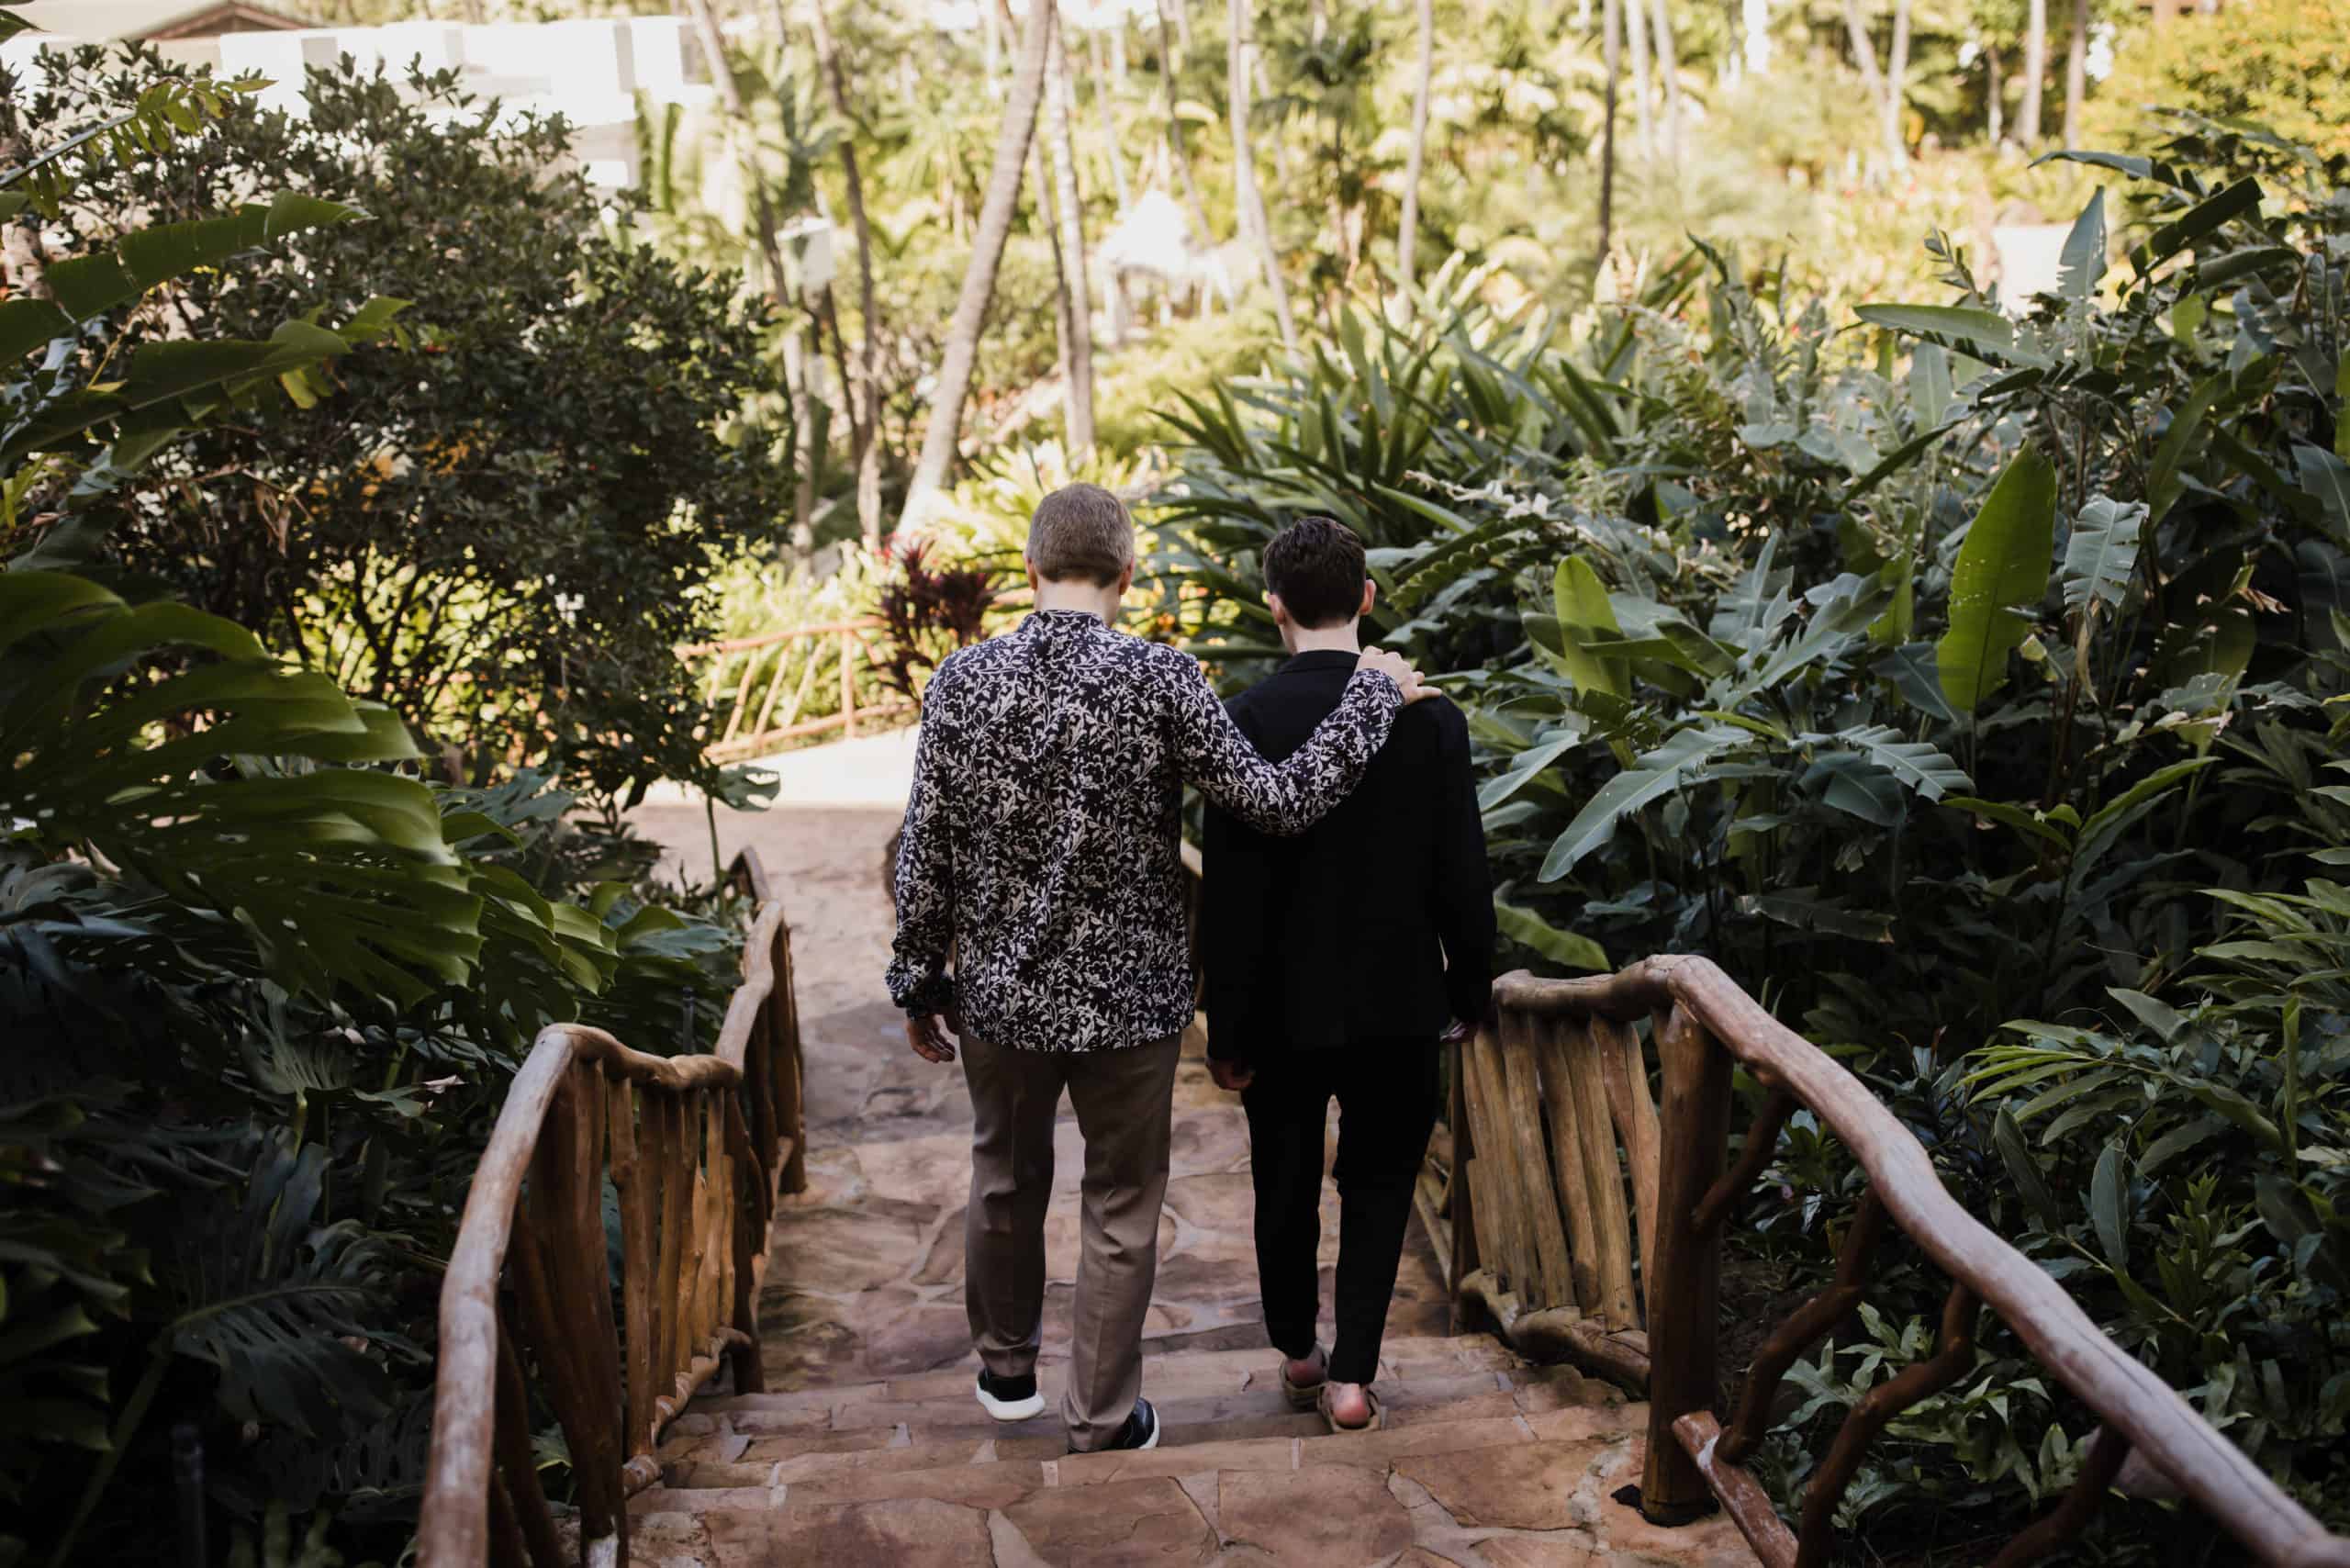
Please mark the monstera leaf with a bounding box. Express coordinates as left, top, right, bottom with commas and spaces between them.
0, 573, 483, 1008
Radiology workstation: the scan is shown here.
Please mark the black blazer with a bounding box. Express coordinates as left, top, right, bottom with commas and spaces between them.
1201, 649, 1496, 1062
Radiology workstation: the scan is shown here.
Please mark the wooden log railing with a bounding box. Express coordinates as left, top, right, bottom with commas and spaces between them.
1484, 956, 2350, 1568
1422, 969, 1660, 1390
677, 617, 913, 762
414, 855, 808, 1568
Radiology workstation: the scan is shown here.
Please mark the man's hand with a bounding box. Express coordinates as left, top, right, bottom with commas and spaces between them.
1356, 647, 1442, 705
1439, 1018, 1476, 1048
1208, 1057, 1256, 1092
907, 1011, 962, 1064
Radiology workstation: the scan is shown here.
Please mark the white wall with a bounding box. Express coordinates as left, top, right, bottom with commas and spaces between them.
8, 16, 711, 192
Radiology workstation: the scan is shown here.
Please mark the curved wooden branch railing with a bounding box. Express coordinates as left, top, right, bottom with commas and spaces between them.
1479, 957, 2350, 1568
415, 857, 807, 1568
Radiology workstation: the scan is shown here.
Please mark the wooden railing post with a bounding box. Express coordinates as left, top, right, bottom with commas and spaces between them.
839, 629, 856, 738
1641, 1003, 1731, 1524
774, 914, 808, 1194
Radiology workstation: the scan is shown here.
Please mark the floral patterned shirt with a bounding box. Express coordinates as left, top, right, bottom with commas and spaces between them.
886, 609, 1403, 1052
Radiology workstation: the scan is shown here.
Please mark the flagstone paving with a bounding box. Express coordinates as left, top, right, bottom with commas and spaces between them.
625, 792, 1761, 1566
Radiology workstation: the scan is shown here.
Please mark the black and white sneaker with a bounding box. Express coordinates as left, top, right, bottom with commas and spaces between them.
975, 1368, 1045, 1421
1086, 1396, 1160, 1453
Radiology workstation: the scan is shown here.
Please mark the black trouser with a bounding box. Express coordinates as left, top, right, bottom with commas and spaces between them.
1241, 1041, 1439, 1385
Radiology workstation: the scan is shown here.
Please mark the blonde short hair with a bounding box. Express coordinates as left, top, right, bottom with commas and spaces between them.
1027, 483, 1136, 588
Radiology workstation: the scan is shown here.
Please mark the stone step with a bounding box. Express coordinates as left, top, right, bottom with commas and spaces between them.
666, 1345, 1623, 1463
633, 1405, 1643, 1516
679, 1329, 1517, 1427
618, 1414, 1740, 1568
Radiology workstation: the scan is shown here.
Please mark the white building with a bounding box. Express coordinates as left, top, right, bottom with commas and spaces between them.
6, 4, 715, 190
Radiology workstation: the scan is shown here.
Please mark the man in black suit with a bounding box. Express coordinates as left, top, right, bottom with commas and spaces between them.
1201, 516, 1496, 1432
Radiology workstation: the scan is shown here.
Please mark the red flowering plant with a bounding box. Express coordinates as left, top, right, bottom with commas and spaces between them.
870, 536, 1008, 701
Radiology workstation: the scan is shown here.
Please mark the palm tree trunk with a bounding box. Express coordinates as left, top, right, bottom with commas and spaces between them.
2061, 0, 2088, 149
1228, 0, 1299, 353
1841, 0, 1885, 103
1396, 0, 1434, 289
1034, 135, 1077, 431
1044, 5, 1096, 454
685, 0, 815, 548
2020, 0, 2046, 144
902, 0, 1055, 523
1087, 19, 1133, 211
1740, 0, 1770, 77
809, 0, 883, 545
980, 0, 1003, 94
1650, 0, 1682, 165
1155, 0, 1216, 244
1599, 0, 1621, 266
1986, 41, 2004, 143
1882, 0, 1910, 167
1626, 0, 1654, 160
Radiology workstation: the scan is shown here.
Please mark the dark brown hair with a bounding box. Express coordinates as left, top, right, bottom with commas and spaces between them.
1262, 515, 1367, 629
1027, 483, 1136, 587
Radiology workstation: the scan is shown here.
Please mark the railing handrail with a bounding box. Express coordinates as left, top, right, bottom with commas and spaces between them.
417, 879, 802, 1568
1500, 954, 2350, 1568
675, 616, 886, 659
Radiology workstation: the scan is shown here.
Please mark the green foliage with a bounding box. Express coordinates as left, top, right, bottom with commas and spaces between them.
1, 60, 755, 1566
1160, 118, 2350, 1552
1, 568, 749, 1563
2090, 0, 2350, 162
6, 51, 793, 808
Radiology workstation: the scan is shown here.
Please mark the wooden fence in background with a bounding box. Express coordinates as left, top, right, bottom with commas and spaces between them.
414, 853, 807, 1568
677, 618, 913, 762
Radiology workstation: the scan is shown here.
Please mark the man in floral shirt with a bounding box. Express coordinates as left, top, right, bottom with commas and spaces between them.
887, 483, 1434, 1453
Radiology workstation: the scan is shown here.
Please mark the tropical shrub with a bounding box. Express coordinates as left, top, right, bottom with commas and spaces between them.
2, 48, 753, 1565
2090, 0, 2350, 162
1158, 115, 2350, 1551
6, 49, 794, 808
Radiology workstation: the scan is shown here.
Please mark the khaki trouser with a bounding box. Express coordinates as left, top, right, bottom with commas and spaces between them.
960, 1031, 1182, 1451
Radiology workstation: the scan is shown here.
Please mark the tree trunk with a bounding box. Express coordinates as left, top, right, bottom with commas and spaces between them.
1033, 134, 1077, 437
2020, 0, 2046, 145
1986, 42, 2004, 144
901, 0, 1055, 523
1599, 0, 1621, 266
1396, 0, 1435, 290
685, 0, 815, 549
1165, 0, 1192, 56
1740, 0, 1770, 78
1109, 15, 1127, 87
1044, 5, 1096, 454
1841, 0, 1885, 103
1882, 0, 1910, 167
1087, 18, 1133, 211
809, 0, 884, 545
1650, 0, 1682, 165
980, 0, 1003, 93
1626, 0, 1654, 160
1228, 0, 1299, 352
2061, 0, 2088, 149
1155, 0, 1216, 245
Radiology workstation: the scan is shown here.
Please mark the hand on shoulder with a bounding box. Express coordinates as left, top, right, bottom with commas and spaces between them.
1356, 647, 1442, 705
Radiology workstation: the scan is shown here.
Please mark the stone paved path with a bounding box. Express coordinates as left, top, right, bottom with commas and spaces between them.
626, 786, 1760, 1567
